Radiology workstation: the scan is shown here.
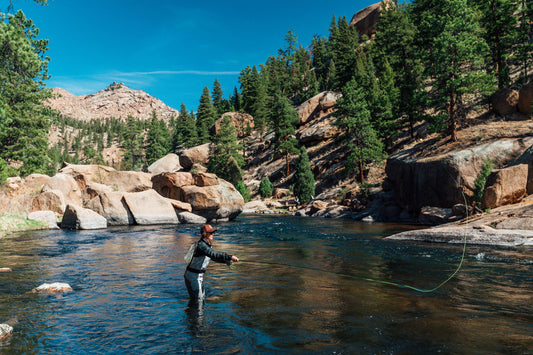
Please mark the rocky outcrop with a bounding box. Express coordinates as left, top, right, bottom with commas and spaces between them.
386, 137, 533, 211
61, 204, 107, 230
482, 164, 528, 209
147, 153, 182, 175
349, 1, 387, 38
32, 282, 73, 294
31, 190, 66, 216
211, 112, 254, 138
296, 91, 341, 125
518, 82, 533, 115
46, 83, 179, 122
123, 189, 179, 225
86, 191, 134, 226
43, 173, 83, 207
101, 171, 153, 192
152, 172, 244, 221
179, 143, 212, 170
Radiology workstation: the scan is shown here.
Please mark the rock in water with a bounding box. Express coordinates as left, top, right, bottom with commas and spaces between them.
32, 282, 73, 294
0, 268, 12, 272
0, 324, 13, 340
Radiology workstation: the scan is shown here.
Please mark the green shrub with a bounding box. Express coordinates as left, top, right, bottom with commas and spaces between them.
259, 177, 273, 198
0, 158, 8, 186
473, 158, 494, 207
236, 181, 251, 202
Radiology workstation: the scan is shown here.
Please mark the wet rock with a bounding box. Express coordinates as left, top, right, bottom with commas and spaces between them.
147, 153, 182, 175
418, 206, 454, 225
61, 204, 108, 230
123, 189, 179, 225
177, 212, 207, 224
0, 268, 12, 272
27, 211, 59, 229
32, 282, 73, 294
0, 324, 13, 340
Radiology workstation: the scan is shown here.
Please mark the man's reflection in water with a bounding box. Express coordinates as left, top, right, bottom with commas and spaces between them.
185, 299, 207, 335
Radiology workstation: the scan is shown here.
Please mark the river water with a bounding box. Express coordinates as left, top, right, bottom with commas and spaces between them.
0, 215, 532, 354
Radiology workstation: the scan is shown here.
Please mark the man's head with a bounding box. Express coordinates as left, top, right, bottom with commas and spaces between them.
201, 224, 217, 240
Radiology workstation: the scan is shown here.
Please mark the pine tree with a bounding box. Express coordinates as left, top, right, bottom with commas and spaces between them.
271, 95, 300, 177
122, 116, 144, 170
293, 147, 315, 203
212, 78, 225, 116
418, 0, 495, 141
0, 10, 53, 176
335, 79, 385, 182
145, 111, 171, 165
196, 87, 217, 143
230, 86, 243, 112
470, 0, 520, 88
207, 115, 244, 185
172, 103, 198, 150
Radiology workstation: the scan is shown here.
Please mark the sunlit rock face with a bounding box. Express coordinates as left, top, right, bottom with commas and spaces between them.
32, 282, 73, 294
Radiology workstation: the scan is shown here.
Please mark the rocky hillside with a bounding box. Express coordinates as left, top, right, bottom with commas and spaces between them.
46, 82, 179, 122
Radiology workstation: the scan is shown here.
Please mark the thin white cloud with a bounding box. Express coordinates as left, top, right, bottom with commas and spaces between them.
115, 70, 241, 76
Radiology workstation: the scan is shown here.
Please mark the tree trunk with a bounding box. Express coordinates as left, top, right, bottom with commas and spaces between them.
448, 91, 457, 142
285, 151, 290, 177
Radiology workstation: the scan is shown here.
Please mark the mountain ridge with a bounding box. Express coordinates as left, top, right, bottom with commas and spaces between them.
46, 83, 179, 122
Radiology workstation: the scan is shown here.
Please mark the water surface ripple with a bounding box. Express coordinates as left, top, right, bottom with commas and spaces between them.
1, 215, 532, 354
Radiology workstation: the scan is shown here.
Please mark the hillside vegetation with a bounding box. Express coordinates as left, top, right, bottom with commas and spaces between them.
1, 0, 532, 218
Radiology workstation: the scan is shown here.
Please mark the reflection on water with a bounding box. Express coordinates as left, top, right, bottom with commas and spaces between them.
0, 215, 532, 354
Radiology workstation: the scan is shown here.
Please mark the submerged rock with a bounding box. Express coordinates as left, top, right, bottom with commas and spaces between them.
32, 282, 73, 294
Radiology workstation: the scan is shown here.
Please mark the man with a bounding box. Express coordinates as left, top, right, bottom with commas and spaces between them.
184, 224, 239, 303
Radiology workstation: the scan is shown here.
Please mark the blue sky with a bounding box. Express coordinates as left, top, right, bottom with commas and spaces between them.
15, 0, 376, 111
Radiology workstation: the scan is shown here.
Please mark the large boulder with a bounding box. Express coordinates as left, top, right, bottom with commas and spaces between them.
482, 164, 528, 209
491, 88, 519, 115
43, 173, 83, 207
59, 163, 116, 185
24, 173, 50, 193
180, 180, 244, 221
211, 112, 254, 138
296, 91, 341, 124
518, 82, 533, 115
386, 137, 533, 211
177, 211, 207, 224
31, 190, 66, 216
510, 144, 533, 194
147, 153, 182, 175
61, 204, 107, 230
123, 189, 179, 225
101, 171, 152, 192
86, 191, 134, 226
152, 172, 244, 221
27, 211, 59, 229
151, 172, 194, 201
179, 143, 212, 170
349, 1, 386, 38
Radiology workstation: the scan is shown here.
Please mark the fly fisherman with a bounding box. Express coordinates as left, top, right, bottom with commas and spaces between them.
184, 224, 239, 303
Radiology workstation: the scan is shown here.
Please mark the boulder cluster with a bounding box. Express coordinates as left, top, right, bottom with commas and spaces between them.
18, 152, 244, 230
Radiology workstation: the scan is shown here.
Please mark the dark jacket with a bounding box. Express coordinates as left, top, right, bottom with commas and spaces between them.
186, 238, 232, 274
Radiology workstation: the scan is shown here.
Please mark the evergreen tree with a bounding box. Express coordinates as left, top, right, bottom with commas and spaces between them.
212, 78, 225, 116
418, 0, 495, 141
259, 177, 273, 198
207, 115, 244, 185
196, 86, 217, 143
0, 10, 53, 176
230, 86, 243, 112
470, 0, 520, 88
122, 115, 144, 170
271, 95, 300, 177
172, 103, 198, 150
145, 111, 171, 165
335, 79, 385, 182
293, 147, 315, 203
516, 0, 533, 82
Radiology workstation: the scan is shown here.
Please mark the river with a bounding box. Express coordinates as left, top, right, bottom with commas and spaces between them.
1, 215, 532, 354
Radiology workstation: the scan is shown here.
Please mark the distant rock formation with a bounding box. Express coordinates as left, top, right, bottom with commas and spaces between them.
46, 83, 179, 122
349, 1, 392, 38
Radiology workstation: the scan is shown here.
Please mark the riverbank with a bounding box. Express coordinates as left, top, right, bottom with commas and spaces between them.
0, 215, 48, 238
